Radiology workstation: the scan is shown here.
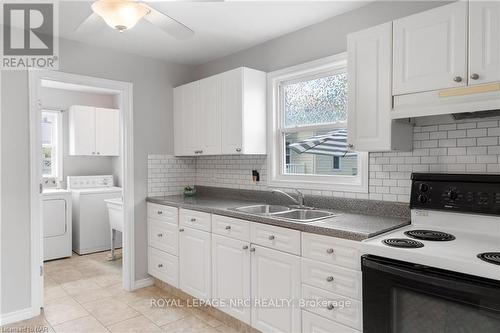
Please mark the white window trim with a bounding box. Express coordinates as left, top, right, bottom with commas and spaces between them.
41, 109, 63, 181
266, 53, 368, 193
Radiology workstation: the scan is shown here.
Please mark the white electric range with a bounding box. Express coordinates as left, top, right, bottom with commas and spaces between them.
361, 173, 500, 332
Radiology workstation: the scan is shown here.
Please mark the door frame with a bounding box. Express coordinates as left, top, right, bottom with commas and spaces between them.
28, 70, 135, 316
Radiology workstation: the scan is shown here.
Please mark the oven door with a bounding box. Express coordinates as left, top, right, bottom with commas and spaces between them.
362, 255, 500, 333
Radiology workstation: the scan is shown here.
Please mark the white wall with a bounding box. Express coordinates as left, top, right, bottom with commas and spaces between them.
1, 38, 195, 315
194, 1, 449, 78
40, 87, 118, 187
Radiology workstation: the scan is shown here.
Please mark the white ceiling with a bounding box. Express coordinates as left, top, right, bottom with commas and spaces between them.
59, 1, 370, 65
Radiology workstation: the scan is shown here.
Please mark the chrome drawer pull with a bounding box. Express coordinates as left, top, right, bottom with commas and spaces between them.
190, 218, 196, 222
157, 233, 163, 237
268, 235, 275, 240
326, 276, 334, 282
158, 264, 163, 268
242, 245, 249, 250
179, 228, 184, 232
326, 248, 334, 254
157, 210, 163, 215
249, 247, 256, 252
225, 226, 231, 230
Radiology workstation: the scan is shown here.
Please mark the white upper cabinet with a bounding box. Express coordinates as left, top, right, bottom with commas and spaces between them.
469, 1, 500, 85
393, 1, 468, 95
347, 22, 412, 152
69, 105, 120, 156
174, 67, 266, 156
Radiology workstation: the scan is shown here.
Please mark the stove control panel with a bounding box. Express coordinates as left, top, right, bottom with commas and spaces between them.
410, 173, 500, 215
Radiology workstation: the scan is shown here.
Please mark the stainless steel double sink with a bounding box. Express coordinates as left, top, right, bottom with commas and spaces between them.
231, 204, 339, 223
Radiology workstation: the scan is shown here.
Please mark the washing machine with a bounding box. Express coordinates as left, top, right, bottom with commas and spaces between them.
68, 175, 122, 255
43, 188, 72, 261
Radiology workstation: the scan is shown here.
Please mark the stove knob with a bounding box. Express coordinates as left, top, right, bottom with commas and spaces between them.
447, 190, 458, 200
418, 195, 428, 204
419, 183, 429, 192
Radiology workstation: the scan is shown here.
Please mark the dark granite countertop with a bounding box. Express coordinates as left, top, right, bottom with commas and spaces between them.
147, 194, 410, 241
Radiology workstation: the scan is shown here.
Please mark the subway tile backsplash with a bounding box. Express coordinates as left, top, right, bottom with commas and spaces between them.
148, 116, 500, 203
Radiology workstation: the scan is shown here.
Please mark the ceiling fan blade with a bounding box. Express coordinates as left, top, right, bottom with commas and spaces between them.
75, 12, 105, 34
143, 5, 194, 40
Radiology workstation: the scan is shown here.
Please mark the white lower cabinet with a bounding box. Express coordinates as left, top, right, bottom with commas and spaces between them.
250, 245, 301, 333
179, 226, 211, 300
212, 234, 251, 324
148, 247, 179, 288
302, 310, 359, 333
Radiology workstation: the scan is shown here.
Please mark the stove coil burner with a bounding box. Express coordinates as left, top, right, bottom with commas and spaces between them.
382, 238, 424, 248
477, 252, 500, 266
404, 230, 456, 241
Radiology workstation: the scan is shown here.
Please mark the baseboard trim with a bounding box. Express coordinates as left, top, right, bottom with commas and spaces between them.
133, 277, 154, 290
0, 307, 39, 326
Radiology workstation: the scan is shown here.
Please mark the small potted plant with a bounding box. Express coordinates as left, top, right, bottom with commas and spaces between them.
183, 185, 197, 197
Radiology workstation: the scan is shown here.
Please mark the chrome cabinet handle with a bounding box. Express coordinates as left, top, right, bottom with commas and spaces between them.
179, 228, 184, 232
225, 226, 231, 230
96, 152, 100, 155
268, 235, 275, 240
158, 264, 163, 268
326, 276, 334, 282
326, 248, 334, 254
236, 148, 241, 152
249, 247, 256, 252
242, 245, 249, 250
327, 303, 335, 310
157, 210, 163, 215
453, 76, 462, 82
190, 218, 196, 222
157, 233, 163, 237
470, 73, 479, 80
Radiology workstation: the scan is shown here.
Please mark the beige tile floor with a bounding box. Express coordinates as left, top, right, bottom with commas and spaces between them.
1, 251, 238, 333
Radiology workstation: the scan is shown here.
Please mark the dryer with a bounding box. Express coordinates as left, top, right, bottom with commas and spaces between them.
68, 175, 122, 255
43, 188, 72, 261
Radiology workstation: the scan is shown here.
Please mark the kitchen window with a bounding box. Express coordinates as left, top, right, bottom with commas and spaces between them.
267, 53, 368, 192
41, 110, 63, 180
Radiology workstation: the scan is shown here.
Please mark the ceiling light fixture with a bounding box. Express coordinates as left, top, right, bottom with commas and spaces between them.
91, 0, 150, 32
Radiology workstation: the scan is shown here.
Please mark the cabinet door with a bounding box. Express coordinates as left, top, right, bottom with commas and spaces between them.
221, 68, 243, 155
469, 1, 500, 85
95, 107, 120, 156
199, 76, 222, 155
69, 105, 96, 155
212, 234, 251, 324
174, 82, 200, 156
347, 22, 393, 151
251, 245, 301, 333
173, 86, 184, 156
393, 2, 467, 95
179, 227, 211, 300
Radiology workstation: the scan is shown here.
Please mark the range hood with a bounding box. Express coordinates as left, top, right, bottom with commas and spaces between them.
391, 82, 500, 119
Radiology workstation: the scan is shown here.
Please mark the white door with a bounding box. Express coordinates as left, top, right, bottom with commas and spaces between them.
95, 107, 120, 156
393, 1, 467, 95
179, 227, 211, 300
43, 199, 67, 237
347, 22, 393, 151
183, 81, 201, 156
469, 1, 500, 85
212, 234, 251, 324
69, 105, 96, 155
199, 75, 222, 155
251, 245, 301, 333
221, 68, 243, 155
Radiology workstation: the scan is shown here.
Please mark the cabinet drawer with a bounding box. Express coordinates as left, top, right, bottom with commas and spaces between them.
302, 258, 362, 300
302, 233, 361, 270
148, 218, 178, 256
301, 284, 362, 331
212, 215, 250, 241
302, 310, 360, 333
148, 247, 179, 288
250, 223, 300, 255
179, 209, 211, 232
147, 203, 178, 224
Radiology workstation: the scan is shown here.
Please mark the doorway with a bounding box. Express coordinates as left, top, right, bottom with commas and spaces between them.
28, 70, 135, 317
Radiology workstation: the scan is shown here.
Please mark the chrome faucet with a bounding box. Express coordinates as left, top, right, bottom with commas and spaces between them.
272, 188, 306, 208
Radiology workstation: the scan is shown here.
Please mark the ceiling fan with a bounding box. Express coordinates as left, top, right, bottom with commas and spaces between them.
76, 0, 194, 39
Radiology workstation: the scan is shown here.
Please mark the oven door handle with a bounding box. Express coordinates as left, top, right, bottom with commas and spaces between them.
363, 257, 499, 297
